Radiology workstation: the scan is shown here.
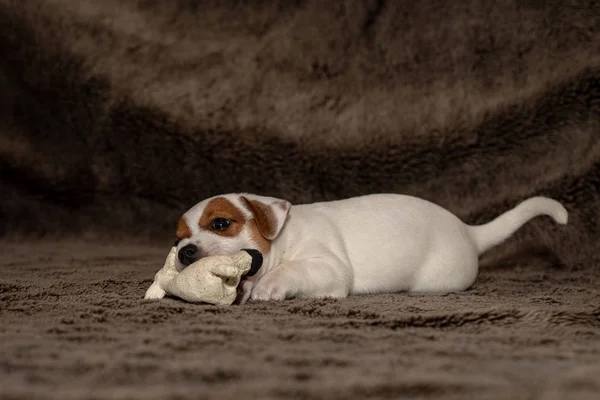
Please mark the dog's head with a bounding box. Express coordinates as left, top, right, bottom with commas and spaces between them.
174, 193, 291, 268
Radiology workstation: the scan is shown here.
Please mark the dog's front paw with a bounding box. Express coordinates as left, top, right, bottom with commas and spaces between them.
250, 277, 291, 302
144, 282, 166, 300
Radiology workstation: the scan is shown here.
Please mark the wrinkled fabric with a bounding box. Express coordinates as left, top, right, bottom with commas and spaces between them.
1, 0, 599, 398
1, 242, 599, 399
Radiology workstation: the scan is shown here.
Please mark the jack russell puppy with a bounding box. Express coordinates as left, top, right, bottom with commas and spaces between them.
167, 193, 568, 304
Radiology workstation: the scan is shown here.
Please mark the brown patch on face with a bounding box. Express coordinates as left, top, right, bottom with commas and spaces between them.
176, 217, 192, 240
198, 197, 246, 237
242, 198, 278, 240
247, 219, 271, 254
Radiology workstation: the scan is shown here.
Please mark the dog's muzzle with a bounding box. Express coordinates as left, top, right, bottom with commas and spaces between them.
178, 243, 199, 266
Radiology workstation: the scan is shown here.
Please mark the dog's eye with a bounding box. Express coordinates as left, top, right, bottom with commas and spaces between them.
211, 218, 231, 231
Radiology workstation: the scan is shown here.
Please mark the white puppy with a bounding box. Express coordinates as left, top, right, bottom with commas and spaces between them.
173, 193, 568, 303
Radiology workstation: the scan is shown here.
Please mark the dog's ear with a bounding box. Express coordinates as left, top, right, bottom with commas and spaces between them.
241, 195, 291, 240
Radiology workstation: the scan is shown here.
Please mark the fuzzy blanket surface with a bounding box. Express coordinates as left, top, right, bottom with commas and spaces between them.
2, 241, 600, 400
1, 0, 600, 399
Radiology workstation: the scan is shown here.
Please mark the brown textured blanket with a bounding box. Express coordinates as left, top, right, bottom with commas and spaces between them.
1, 0, 599, 399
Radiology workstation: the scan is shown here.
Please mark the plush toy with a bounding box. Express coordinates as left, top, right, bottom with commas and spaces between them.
143, 247, 263, 305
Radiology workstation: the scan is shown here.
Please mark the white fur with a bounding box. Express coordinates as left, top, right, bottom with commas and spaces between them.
179, 193, 568, 302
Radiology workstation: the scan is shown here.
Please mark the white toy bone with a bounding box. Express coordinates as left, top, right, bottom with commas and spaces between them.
144, 247, 262, 305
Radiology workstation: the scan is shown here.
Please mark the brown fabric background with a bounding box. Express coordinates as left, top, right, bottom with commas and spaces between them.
1, 0, 599, 399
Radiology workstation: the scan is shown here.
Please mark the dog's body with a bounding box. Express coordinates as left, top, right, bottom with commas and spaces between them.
172, 193, 568, 303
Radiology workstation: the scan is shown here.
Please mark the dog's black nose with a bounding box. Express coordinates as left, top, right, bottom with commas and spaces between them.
178, 244, 199, 266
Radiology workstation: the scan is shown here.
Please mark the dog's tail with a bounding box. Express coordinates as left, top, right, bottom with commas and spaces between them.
467, 196, 568, 255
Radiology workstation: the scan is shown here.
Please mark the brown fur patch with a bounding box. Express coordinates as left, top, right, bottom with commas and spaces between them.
176, 217, 192, 240
247, 219, 271, 254
198, 197, 246, 237
242, 198, 279, 240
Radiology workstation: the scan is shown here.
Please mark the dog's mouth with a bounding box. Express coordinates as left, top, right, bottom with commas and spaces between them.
232, 248, 263, 305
